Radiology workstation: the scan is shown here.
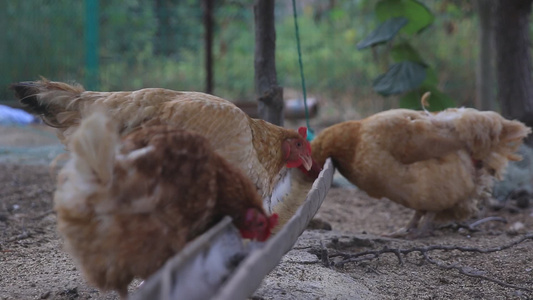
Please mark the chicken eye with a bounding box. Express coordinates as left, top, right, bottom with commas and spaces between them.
296, 142, 302, 147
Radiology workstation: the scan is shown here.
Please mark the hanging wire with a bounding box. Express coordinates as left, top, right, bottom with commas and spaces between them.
291, 0, 314, 141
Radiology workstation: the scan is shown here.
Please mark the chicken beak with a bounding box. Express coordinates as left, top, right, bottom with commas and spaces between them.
300, 154, 312, 171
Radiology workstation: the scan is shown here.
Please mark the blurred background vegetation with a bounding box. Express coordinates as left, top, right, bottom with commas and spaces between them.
0, 0, 489, 117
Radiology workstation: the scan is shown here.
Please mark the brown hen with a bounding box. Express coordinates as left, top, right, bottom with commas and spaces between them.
54, 111, 277, 298
311, 107, 531, 238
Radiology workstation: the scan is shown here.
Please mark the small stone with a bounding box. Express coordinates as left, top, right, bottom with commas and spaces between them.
507, 221, 525, 235
458, 228, 469, 235
510, 221, 525, 231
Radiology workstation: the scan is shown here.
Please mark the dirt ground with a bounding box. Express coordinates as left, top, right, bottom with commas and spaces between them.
0, 124, 532, 300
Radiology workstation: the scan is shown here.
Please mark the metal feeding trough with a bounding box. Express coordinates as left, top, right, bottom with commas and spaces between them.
131, 159, 334, 300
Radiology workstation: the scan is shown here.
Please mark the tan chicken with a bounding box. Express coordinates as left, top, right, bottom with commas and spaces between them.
54, 111, 278, 298
311, 106, 531, 237
11, 79, 321, 229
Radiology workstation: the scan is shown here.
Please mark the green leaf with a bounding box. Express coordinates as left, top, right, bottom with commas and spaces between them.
399, 86, 456, 111
376, 0, 435, 35
373, 61, 427, 96
390, 42, 426, 64
422, 67, 438, 86
356, 17, 408, 50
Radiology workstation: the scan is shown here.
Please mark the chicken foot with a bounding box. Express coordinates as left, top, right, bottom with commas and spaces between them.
383, 210, 422, 238
382, 211, 437, 239
409, 212, 436, 238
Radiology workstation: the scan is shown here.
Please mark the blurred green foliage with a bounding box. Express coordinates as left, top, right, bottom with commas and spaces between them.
358, 0, 456, 111
1, 0, 478, 114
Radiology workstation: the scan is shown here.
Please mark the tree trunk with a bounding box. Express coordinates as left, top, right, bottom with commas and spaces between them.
254, 0, 284, 125
495, 0, 533, 145
474, 0, 497, 111
203, 0, 214, 94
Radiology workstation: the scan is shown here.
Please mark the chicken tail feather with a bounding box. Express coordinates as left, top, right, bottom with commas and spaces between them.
446, 109, 531, 179
10, 77, 85, 128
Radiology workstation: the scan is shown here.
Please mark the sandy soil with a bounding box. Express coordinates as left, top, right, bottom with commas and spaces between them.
0, 125, 532, 299
314, 187, 533, 300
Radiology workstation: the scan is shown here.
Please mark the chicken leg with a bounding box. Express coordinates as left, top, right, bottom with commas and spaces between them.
383, 210, 436, 239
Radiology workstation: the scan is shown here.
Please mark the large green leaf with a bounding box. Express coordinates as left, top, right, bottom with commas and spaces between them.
390, 42, 425, 64
376, 0, 434, 35
373, 61, 426, 96
356, 17, 408, 50
399, 86, 456, 111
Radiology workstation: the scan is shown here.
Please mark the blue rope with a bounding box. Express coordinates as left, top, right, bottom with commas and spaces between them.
291, 0, 314, 141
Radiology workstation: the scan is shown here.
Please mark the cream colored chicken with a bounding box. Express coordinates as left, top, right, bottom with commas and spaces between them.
11, 79, 321, 230
311, 105, 531, 238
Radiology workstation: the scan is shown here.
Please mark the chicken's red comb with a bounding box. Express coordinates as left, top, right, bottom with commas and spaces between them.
298, 127, 307, 139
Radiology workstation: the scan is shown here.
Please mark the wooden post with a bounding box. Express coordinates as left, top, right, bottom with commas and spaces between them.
254, 0, 283, 125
